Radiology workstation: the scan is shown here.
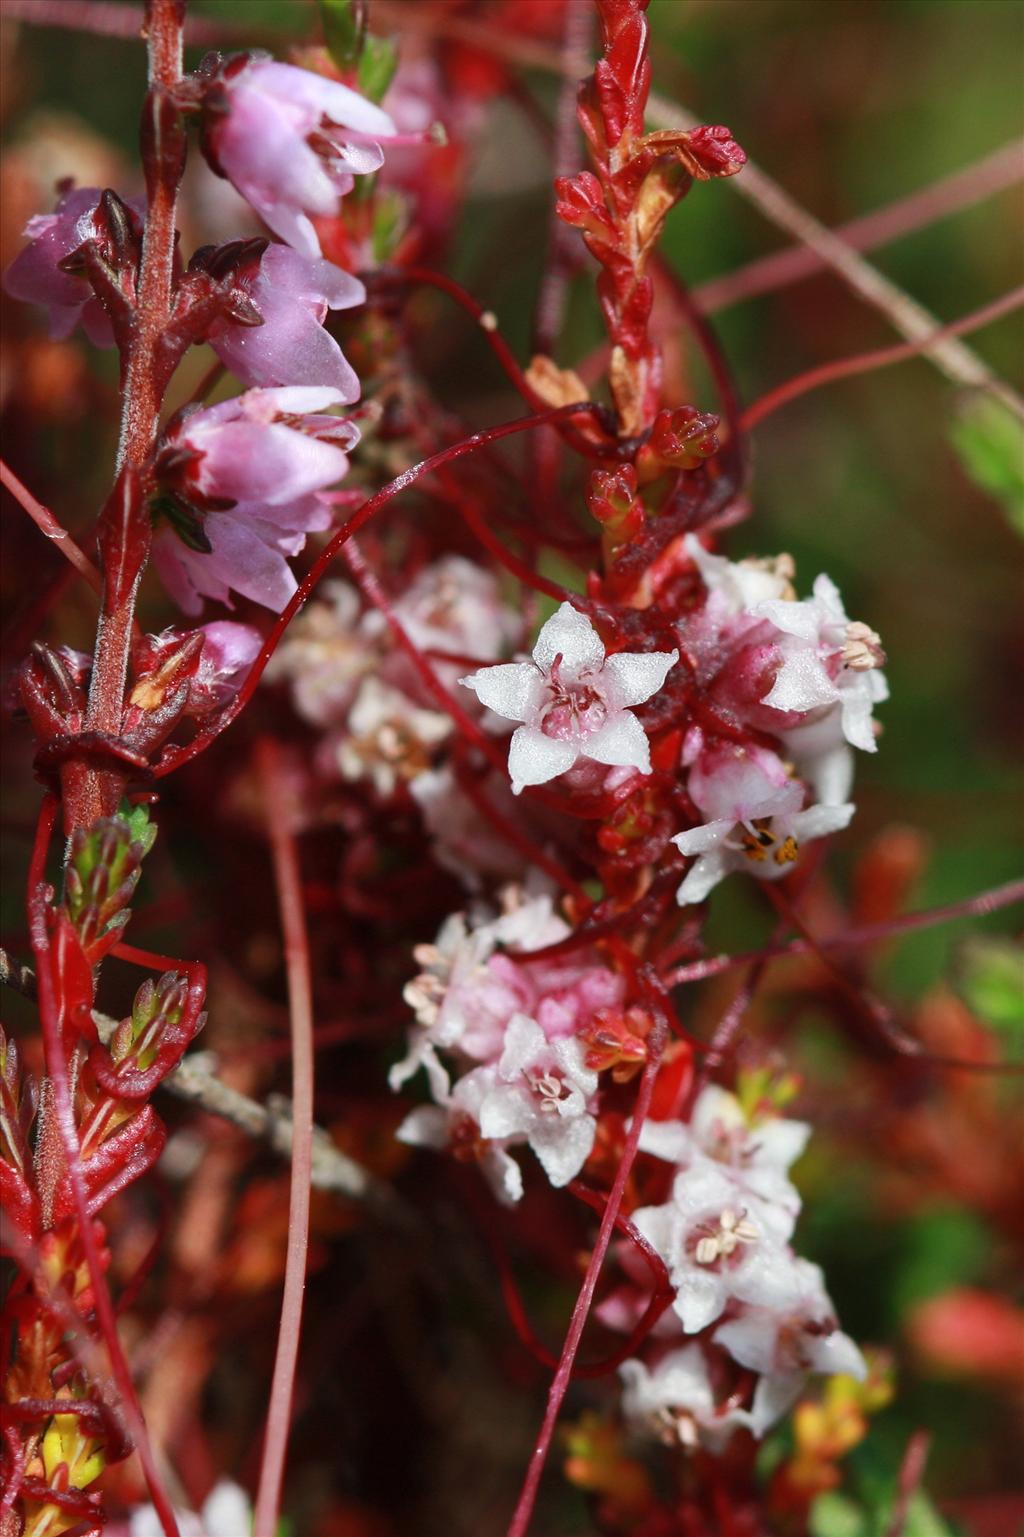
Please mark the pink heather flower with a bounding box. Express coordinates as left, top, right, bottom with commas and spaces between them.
193, 620, 263, 710
203, 56, 396, 257
208, 243, 366, 398
619, 1346, 797, 1449
152, 385, 357, 614
460, 602, 678, 795
3, 185, 136, 346
672, 740, 854, 906
713, 1252, 866, 1382
632, 1161, 798, 1334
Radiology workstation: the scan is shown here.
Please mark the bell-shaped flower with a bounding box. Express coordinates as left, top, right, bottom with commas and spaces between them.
757, 574, 888, 754
673, 790, 855, 906
391, 885, 622, 1091
476, 1013, 598, 1189
3, 185, 131, 346
619, 1346, 798, 1450
460, 602, 677, 795
396, 1067, 523, 1207
201, 55, 396, 257
151, 385, 358, 614
632, 1161, 798, 1335
265, 581, 372, 726
130, 1480, 251, 1537
714, 1252, 866, 1382
639, 1084, 809, 1231
367, 555, 524, 698
208, 242, 366, 397
684, 533, 795, 618
334, 678, 450, 796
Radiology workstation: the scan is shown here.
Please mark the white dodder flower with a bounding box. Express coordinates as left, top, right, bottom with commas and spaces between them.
460, 602, 677, 794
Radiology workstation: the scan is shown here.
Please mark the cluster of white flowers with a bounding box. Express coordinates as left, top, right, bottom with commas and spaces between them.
268, 555, 522, 799
391, 884, 623, 1203
617, 1085, 865, 1450
459, 541, 887, 905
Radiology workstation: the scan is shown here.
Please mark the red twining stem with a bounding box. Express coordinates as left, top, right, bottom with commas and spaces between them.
505, 972, 669, 1537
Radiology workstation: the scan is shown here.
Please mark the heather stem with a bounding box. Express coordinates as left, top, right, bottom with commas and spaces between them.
69, 0, 186, 833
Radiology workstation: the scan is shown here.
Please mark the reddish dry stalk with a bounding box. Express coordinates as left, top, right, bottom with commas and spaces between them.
742, 283, 1024, 428
696, 138, 1024, 313
26, 795, 180, 1537
252, 738, 316, 1537
886, 1432, 932, 1537
505, 1007, 668, 1537
661, 877, 1024, 989
0, 459, 103, 595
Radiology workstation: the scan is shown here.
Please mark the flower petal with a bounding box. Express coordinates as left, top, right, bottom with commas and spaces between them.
602, 648, 678, 708
459, 660, 544, 722
528, 1111, 595, 1188
532, 602, 604, 675
675, 850, 733, 905
583, 710, 651, 772
507, 725, 578, 794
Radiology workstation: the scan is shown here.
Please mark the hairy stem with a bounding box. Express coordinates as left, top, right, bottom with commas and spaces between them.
69, 0, 186, 832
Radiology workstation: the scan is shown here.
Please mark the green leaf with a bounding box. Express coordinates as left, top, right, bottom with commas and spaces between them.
949, 395, 1024, 533
358, 33, 398, 103
810, 1492, 867, 1537
955, 935, 1024, 1039
319, 0, 367, 71
886, 1492, 959, 1537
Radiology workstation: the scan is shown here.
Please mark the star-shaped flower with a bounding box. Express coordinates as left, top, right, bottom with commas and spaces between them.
619, 1345, 799, 1450
673, 800, 854, 906
460, 602, 677, 795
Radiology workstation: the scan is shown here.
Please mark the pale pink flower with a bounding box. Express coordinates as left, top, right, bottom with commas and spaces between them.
396, 1068, 523, 1207
619, 1346, 798, 1449
460, 602, 677, 794
713, 1252, 866, 1382
201, 55, 395, 256
264, 581, 372, 726
639, 1084, 809, 1231
208, 242, 365, 397
392, 886, 622, 1087
474, 1012, 598, 1189
334, 677, 450, 796
631, 1162, 798, 1334
673, 757, 854, 906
